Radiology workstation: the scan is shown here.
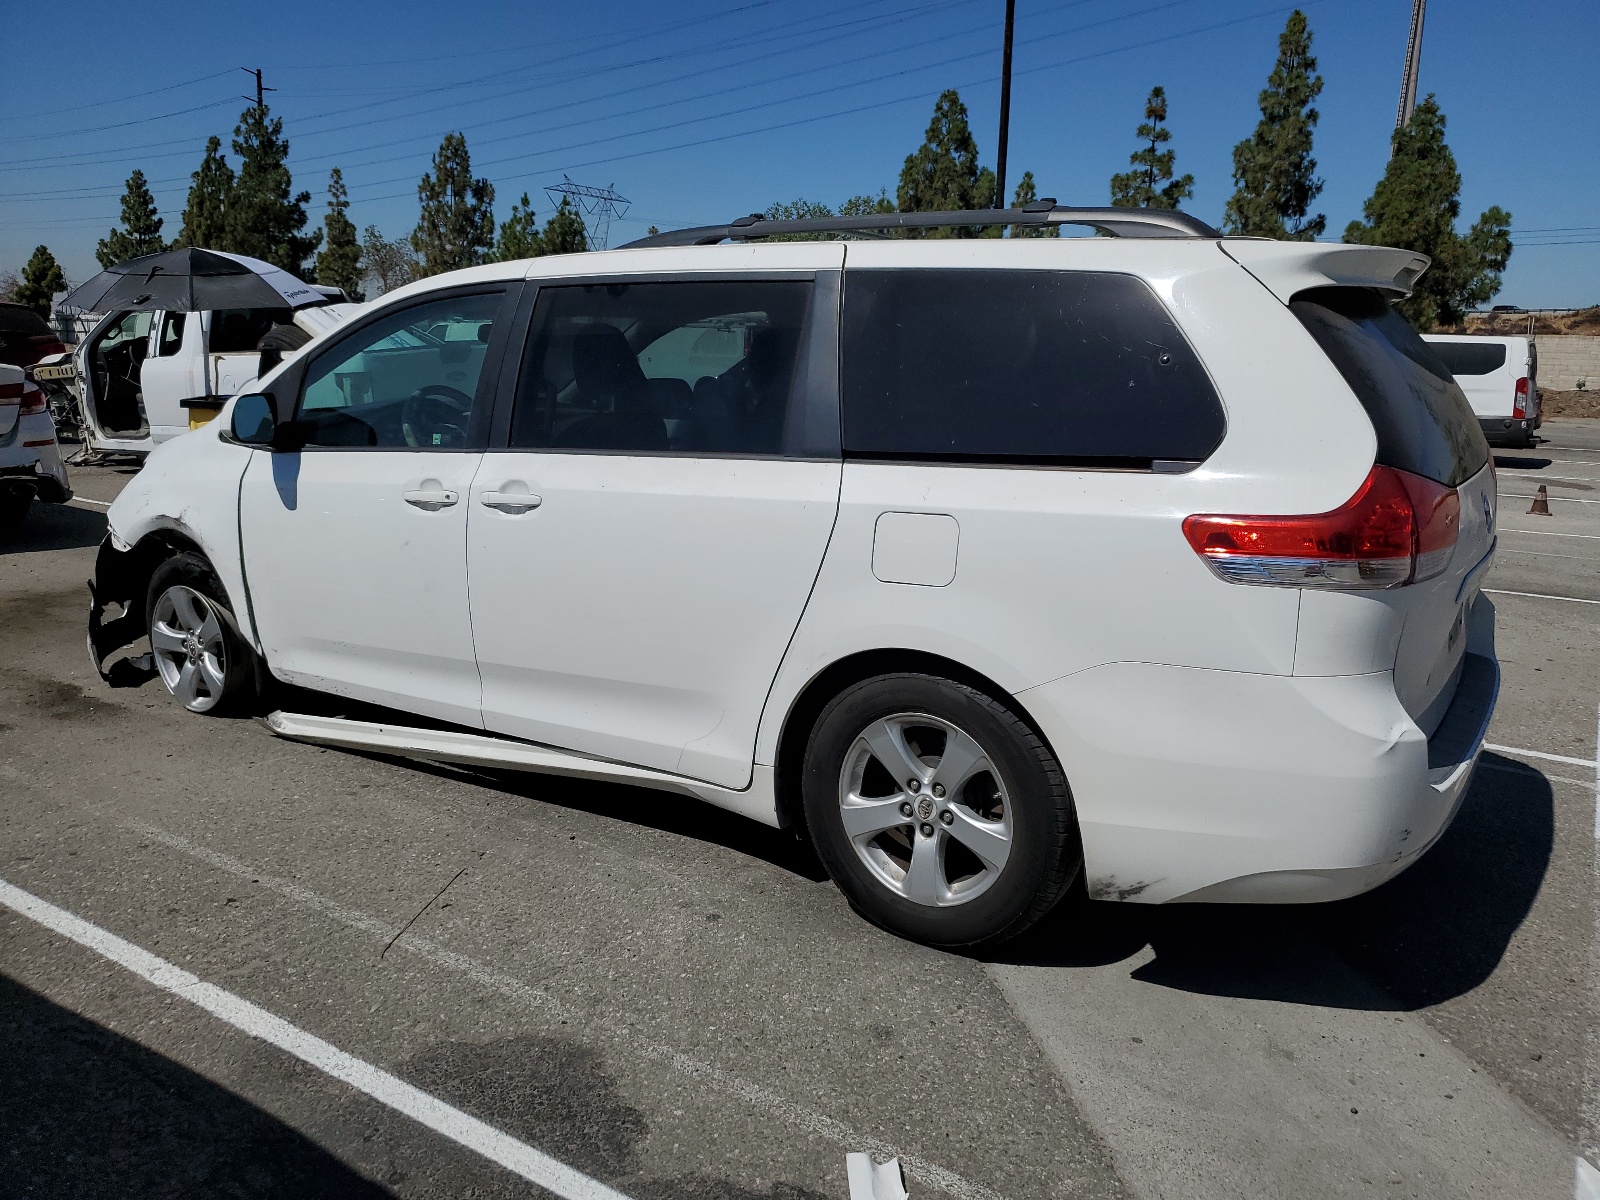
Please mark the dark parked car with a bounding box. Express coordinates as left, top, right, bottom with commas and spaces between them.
0, 303, 68, 369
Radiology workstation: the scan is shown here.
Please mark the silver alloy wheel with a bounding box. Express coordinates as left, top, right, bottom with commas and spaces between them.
150, 585, 228, 713
837, 712, 1013, 907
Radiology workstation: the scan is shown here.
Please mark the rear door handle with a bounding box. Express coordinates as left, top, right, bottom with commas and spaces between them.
481, 488, 542, 513
403, 487, 459, 511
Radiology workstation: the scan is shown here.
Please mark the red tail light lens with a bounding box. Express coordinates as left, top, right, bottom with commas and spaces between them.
1512, 377, 1530, 420
1184, 465, 1460, 590
19, 383, 48, 416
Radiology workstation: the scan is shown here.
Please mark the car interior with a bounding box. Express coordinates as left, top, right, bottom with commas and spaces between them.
87, 311, 153, 436
510, 280, 812, 456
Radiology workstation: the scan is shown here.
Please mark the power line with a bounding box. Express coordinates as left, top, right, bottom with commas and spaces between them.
0, 0, 978, 197
0, 70, 237, 123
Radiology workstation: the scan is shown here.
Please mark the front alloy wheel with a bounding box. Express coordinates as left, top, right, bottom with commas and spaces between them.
150, 585, 230, 712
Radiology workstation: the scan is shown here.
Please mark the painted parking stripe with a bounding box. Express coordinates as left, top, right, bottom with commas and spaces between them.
1499, 493, 1600, 505
1483, 589, 1600, 606
69, 496, 111, 508
131, 824, 1006, 1200
1501, 529, 1600, 540
1478, 761, 1596, 789
0, 877, 634, 1200
1484, 744, 1600, 770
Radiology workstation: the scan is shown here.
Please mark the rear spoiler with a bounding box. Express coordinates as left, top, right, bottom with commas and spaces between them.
1219, 240, 1430, 303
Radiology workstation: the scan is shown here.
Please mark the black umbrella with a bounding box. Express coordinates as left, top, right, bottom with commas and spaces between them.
56, 247, 321, 315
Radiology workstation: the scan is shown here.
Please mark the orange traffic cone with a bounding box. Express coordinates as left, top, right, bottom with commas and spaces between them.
1528, 485, 1550, 516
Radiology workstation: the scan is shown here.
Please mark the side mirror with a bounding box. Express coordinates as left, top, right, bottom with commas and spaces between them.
230, 394, 276, 445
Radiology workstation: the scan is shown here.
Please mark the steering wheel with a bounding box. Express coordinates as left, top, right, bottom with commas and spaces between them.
402, 384, 473, 448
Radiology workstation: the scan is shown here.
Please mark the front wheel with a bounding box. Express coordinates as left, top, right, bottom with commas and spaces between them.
801, 673, 1081, 949
145, 553, 256, 714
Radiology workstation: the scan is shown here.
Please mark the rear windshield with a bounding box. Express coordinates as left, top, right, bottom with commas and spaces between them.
0, 304, 53, 336
1429, 340, 1507, 376
1290, 288, 1488, 487
841, 269, 1225, 467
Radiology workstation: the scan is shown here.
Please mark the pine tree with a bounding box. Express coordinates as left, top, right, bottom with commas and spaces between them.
411, 132, 496, 276
1344, 96, 1513, 328
1009, 170, 1056, 238
176, 136, 234, 250
314, 168, 364, 300
839, 191, 896, 217
1224, 11, 1325, 239
359, 226, 419, 296
96, 170, 168, 267
225, 104, 320, 276
540, 196, 588, 255
14, 246, 66, 316
493, 193, 544, 261
898, 90, 997, 237
1109, 87, 1194, 211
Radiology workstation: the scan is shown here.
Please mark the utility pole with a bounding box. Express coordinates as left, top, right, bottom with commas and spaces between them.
995, 0, 1016, 209
240, 66, 274, 112
1393, 0, 1426, 146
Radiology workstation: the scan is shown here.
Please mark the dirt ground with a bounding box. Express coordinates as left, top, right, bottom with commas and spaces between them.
1541, 389, 1600, 418
1441, 306, 1600, 336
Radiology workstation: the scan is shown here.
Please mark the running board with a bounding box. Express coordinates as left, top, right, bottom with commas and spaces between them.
261, 711, 780, 827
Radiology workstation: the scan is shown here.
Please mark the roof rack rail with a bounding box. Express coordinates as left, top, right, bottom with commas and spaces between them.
621, 202, 1219, 248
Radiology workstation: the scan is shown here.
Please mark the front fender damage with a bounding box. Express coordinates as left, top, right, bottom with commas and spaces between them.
87, 534, 160, 688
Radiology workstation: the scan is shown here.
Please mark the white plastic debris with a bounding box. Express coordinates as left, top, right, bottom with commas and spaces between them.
846, 1153, 909, 1200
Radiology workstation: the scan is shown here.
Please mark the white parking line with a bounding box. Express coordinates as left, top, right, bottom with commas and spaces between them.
131, 824, 1005, 1200
1484, 589, 1600, 606
69, 497, 111, 509
0, 877, 633, 1200
1478, 761, 1596, 789
1501, 529, 1600, 540
1484, 744, 1600, 770
1500, 494, 1600, 505
1499, 473, 1600, 484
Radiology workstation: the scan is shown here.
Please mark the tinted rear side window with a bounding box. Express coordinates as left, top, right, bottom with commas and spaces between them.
1291, 288, 1488, 487
841, 269, 1225, 467
1429, 341, 1507, 376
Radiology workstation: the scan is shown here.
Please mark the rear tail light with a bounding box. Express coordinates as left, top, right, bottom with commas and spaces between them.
1512, 377, 1530, 420
1184, 465, 1460, 590
19, 383, 48, 416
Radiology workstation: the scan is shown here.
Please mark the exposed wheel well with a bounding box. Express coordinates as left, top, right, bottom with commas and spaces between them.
771, 649, 1045, 839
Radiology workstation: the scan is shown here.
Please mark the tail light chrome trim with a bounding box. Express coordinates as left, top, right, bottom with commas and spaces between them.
1184, 465, 1460, 591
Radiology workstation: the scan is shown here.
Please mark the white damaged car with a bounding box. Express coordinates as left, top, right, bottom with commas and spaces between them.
88, 205, 1499, 947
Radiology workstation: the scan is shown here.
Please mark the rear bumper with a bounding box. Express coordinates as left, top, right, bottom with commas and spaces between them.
0, 457, 71, 504
1017, 632, 1498, 905
1479, 416, 1533, 443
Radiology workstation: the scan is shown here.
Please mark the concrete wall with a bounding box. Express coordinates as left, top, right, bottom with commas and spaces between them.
1537, 336, 1600, 390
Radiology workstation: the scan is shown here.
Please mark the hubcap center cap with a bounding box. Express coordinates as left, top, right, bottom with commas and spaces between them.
914, 795, 936, 822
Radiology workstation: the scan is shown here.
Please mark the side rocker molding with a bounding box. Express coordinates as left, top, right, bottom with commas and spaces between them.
262, 711, 782, 827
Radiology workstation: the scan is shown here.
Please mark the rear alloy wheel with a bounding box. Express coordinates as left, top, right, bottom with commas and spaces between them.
146, 553, 255, 714
802, 674, 1080, 948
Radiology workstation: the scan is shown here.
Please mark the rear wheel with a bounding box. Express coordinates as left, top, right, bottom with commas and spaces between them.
145, 553, 255, 714
802, 673, 1080, 948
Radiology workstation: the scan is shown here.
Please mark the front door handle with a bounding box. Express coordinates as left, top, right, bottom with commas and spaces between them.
481, 486, 542, 514
403, 484, 459, 511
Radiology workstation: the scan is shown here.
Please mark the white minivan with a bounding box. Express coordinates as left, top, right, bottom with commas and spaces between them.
88, 206, 1499, 947
1423, 334, 1539, 447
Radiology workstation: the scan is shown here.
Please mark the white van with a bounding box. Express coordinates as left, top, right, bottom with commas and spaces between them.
89, 207, 1500, 947
1422, 334, 1539, 447
38, 296, 355, 457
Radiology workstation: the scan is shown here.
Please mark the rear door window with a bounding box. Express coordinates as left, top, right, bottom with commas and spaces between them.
840, 269, 1225, 467
1291, 288, 1488, 487
1428, 341, 1507, 376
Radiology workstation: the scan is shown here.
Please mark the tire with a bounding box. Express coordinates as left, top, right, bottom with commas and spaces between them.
801, 673, 1081, 949
145, 552, 256, 715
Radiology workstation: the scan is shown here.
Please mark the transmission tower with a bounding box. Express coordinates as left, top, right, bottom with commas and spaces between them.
543, 176, 631, 250
1394, 0, 1427, 144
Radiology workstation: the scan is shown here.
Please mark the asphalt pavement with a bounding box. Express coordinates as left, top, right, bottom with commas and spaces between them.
2, 424, 1597, 1199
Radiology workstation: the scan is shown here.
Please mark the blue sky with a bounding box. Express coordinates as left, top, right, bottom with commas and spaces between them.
3, 0, 1595, 307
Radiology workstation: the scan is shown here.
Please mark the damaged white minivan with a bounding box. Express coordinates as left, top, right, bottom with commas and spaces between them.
88, 205, 1499, 947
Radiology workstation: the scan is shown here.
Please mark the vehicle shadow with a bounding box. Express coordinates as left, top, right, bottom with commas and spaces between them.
990, 753, 1554, 1012
0, 499, 105, 554
0, 973, 395, 1198
255, 683, 831, 883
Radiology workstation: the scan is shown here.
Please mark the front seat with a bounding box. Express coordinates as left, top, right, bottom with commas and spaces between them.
561, 325, 667, 452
